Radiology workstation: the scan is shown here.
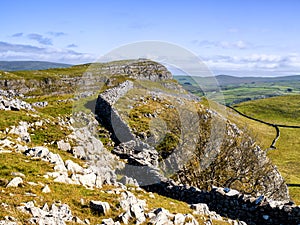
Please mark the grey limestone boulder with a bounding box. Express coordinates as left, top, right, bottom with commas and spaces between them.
6, 177, 23, 188
18, 201, 74, 225
9, 121, 31, 143
90, 200, 110, 216
57, 140, 71, 151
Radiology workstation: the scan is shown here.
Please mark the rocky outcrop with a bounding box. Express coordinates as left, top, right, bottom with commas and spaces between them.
23, 145, 114, 189
0, 59, 172, 96
0, 95, 34, 111
17, 201, 75, 225
99, 59, 172, 81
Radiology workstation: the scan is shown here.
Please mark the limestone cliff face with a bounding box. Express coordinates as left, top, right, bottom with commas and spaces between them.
0, 59, 172, 95
98, 59, 172, 81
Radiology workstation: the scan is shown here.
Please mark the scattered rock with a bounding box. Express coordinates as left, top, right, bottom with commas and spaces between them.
57, 140, 71, 151
90, 200, 110, 216
148, 208, 173, 225
120, 176, 139, 187
0, 221, 17, 225
9, 121, 31, 143
173, 213, 185, 225
65, 159, 84, 174
118, 191, 146, 224
6, 177, 23, 188
32, 101, 48, 108
18, 201, 75, 225
11, 172, 25, 178
42, 185, 51, 193
101, 218, 121, 225
0, 95, 34, 111
190, 203, 210, 215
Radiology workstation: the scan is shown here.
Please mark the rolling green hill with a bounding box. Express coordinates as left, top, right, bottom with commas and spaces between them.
233, 95, 300, 126
233, 95, 300, 203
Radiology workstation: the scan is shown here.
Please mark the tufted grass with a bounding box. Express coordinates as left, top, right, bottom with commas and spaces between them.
0, 151, 229, 224
232, 95, 300, 204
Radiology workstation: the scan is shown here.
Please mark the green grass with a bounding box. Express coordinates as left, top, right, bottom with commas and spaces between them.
233, 95, 300, 126
0, 151, 227, 224
232, 95, 300, 204
267, 128, 300, 204
0, 110, 37, 132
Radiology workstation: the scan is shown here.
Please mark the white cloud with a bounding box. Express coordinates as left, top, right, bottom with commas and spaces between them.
202, 53, 300, 76
0, 41, 95, 64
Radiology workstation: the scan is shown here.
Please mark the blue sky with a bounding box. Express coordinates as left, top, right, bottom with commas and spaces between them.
1, 0, 300, 76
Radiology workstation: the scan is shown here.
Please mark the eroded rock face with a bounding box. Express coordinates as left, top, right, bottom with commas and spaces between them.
96, 59, 172, 81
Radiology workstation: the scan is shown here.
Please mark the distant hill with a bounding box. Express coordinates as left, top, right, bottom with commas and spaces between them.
0, 61, 72, 71
214, 74, 300, 86
175, 74, 300, 105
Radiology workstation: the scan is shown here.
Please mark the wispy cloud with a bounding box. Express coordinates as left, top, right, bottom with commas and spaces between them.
47, 31, 67, 37
11, 32, 23, 37
0, 41, 95, 64
67, 44, 78, 48
202, 53, 300, 75
0, 41, 45, 53
27, 33, 53, 45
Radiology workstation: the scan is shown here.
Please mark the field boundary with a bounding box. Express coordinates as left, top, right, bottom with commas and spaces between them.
227, 106, 300, 149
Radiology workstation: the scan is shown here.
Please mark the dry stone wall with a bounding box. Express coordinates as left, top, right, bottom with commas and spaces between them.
143, 181, 300, 225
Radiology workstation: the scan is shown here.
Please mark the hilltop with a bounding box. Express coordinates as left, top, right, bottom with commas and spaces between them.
0, 60, 299, 225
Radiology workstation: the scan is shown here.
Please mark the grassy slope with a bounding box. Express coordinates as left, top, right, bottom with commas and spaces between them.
232, 95, 300, 204
0, 128, 229, 224
233, 95, 300, 126
0, 91, 229, 223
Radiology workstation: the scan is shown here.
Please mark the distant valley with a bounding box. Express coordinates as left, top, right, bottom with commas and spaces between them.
175, 74, 300, 105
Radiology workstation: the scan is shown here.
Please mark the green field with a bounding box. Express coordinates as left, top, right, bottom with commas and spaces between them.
233, 95, 300, 126
175, 75, 300, 105
233, 95, 300, 203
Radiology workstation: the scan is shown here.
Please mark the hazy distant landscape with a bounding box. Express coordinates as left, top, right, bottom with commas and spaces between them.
0, 61, 72, 71
176, 75, 300, 105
